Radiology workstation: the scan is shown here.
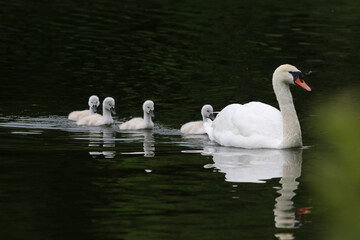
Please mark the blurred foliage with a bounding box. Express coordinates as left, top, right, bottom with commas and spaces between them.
312, 90, 360, 240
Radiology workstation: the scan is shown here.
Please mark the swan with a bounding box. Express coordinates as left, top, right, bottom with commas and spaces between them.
209, 64, 311, 149
180, 104, 215, 134
77, 97, 116, 126
119, 100, 155, 130
68, 95, 100, 121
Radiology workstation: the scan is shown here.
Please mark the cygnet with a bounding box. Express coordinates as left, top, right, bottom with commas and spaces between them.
68, 95, 100, 121
119, 100, 155, 130
77, 97, 116, 126
180, 104, 215, 134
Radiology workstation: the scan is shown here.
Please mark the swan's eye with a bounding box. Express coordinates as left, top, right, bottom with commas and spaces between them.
289, 71, 304, 83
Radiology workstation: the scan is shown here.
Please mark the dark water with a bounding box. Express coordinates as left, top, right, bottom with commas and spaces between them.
1, 0, 360, 239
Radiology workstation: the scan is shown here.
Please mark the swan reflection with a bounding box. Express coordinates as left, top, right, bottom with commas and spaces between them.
203, 147, 304, 229
88, 128, 116, 158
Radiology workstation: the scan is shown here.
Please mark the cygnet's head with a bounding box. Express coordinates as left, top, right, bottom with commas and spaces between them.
88, 95, 100, 113
273, 64, 311, 91
103, 97, 116, 115
143, 100, 155, 118
201, 104, 215, 120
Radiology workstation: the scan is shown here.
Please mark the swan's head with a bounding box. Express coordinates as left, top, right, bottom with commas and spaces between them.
103, 97, 116, 115
201, 104, 215, 120
88, 95, 100, 113
143, 100, 155, 118
273, 64, 311, 91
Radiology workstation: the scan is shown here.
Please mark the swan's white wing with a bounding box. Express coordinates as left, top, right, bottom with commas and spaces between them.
238, 102, 282, 137
180, 121, 205, 134
212, 102, 283, 148
68, 110, 90, 121
119, 117, 144, 130
76, 113, 102, 126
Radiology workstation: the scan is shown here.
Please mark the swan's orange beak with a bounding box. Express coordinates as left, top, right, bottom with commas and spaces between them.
295, 78, 311, 91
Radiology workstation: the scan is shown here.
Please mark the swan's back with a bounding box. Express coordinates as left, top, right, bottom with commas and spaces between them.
77, 113, 103, 126
119, 117, 151, 130
212, 102, 283, 148
68, 110, 90, 121
180, 121, 205, 134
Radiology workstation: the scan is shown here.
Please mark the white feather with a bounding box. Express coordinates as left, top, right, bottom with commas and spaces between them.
77, 97, 115, 126
68, 95, 100, 121
209, 64, 311, 149
119, 100, 154, 130
180, 105, 214, 135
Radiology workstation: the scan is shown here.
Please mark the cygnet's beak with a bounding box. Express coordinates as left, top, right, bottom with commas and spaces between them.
209, 113, 215, 121
149, 110, 155, 118
110, 107, 116, 115
92, 105, 97, 113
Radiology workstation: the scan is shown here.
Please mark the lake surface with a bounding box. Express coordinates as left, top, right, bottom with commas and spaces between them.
1, 0, 359, 239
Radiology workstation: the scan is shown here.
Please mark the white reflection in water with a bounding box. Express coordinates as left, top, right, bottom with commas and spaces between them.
142, 130, 155, 157
274, 233, 295, 240
88, 128, 116, 158
120, 130, 155, 157
203, 147, 304, 230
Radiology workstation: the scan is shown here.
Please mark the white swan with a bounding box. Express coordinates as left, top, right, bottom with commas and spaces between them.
68, 95, 100, 121
209, 64, 311, 149
77, 97, 116, 126
119, 100, 155, 130
180, 105, 215, 134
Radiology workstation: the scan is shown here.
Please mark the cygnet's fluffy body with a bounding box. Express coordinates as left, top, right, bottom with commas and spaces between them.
77, 97, 116, 126
180, 105, 215, 134
119, 100, 155, 130
68, 95, 100, 121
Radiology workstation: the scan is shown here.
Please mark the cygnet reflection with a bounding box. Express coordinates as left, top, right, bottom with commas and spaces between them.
88, 128, 116, 158
120, 130, 155, 157
180, 132, 214, 152
143, 130, 155, 157
203, 147, 304, 229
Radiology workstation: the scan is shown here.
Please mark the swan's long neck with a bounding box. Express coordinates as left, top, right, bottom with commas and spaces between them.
273, 80, 302, 148
143, 111, 153, 125
102, 106, 113, 123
